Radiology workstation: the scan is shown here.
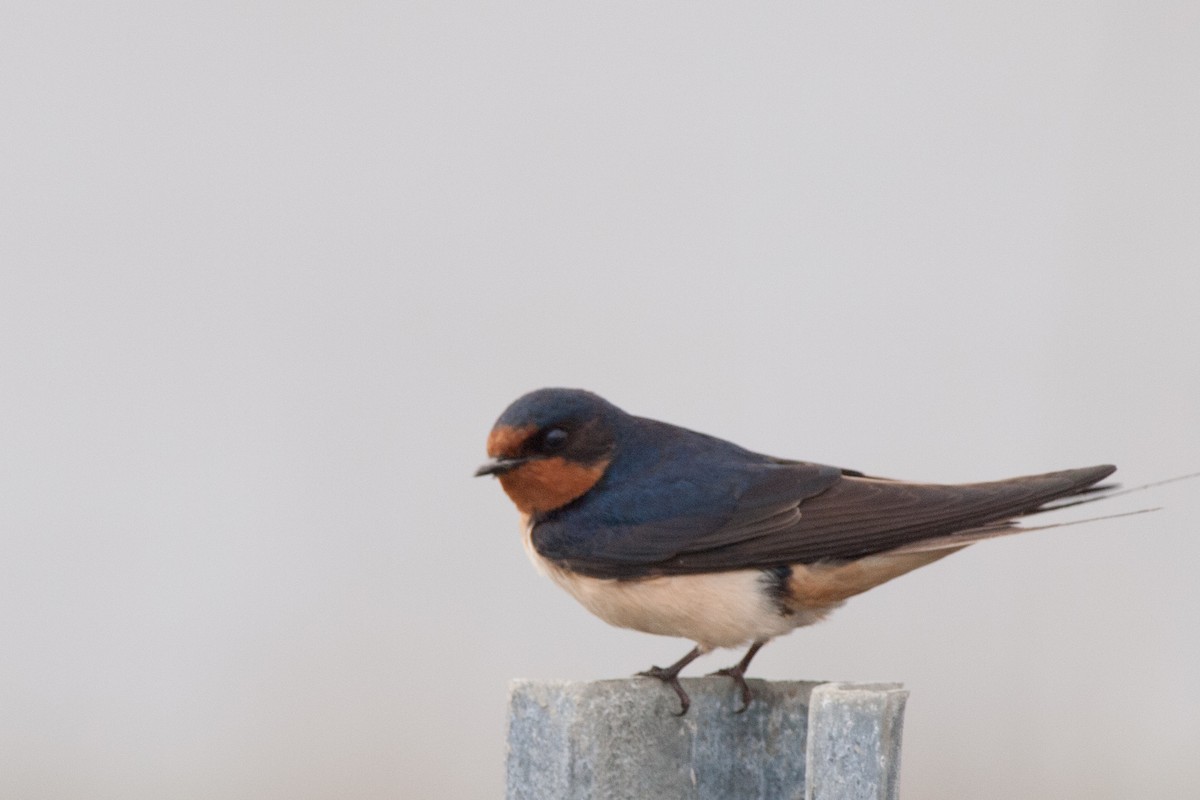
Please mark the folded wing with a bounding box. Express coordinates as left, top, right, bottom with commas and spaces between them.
533, 464, 1116, 579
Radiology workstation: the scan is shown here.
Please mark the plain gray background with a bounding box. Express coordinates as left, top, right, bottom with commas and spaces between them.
3, 2, 1198, 798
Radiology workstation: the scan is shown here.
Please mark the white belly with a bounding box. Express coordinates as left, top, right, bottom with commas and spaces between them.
522, 521, 810, 650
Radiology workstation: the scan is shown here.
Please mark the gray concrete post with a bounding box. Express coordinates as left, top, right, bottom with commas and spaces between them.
506, 678, 907, 800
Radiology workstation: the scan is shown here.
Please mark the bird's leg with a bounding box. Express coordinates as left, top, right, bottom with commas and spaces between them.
709, 639, 767, 713
636, 645, 705, 716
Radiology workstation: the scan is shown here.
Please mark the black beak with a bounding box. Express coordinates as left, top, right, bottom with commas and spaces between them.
474, 456, 530, 477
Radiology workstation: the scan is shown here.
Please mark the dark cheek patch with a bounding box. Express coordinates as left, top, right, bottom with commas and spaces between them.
487, 424, 536, 458
498, 457, 610, 515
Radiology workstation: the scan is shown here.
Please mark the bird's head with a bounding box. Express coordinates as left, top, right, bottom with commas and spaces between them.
475, 388, 619, 515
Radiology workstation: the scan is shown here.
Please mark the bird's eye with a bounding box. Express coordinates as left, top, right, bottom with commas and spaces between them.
541, 428, 569, 451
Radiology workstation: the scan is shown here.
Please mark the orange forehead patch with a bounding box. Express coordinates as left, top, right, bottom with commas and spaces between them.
487, 424, 536, 458
498, 456, 611, 515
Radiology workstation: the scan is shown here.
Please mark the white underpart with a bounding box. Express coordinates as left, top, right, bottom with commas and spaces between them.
521, 519, 814, 650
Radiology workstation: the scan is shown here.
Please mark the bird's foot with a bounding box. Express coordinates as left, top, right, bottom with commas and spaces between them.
708, 665, 753, 713
707, 640, 766, 713
635, 645, 703, 716
636, 665, 692, 716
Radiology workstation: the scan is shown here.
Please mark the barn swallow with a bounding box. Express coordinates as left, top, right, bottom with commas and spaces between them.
476, 388, 1121, 715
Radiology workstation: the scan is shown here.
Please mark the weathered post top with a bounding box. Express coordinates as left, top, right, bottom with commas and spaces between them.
507, 677, 907, 800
